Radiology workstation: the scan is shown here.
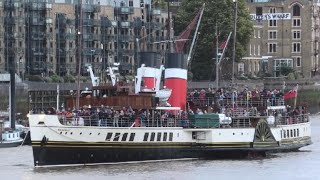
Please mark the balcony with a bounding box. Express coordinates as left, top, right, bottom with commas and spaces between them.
29, 3, 52, 10
83, 34, 100, 41
31, 18, 46, 26
115, 7, 134, 15
32, 33, 46, 40
4, 17, 15, 25
147, 9, 161, 16
119, 21, 131, 28
66, 33, 76, 40
119, 35, 134, 42
82, 4, 101, 13
82, 19, 100, 26
4, 2, 14, 10
31, 48, 47, 56
82, 48, 102, 56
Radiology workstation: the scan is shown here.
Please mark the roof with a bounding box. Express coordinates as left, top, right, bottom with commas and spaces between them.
0, 73, 22, 83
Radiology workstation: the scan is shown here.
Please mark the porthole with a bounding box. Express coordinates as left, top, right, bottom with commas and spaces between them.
98, 133, 100, 135
233, 133, 235, 135
241, 133, 243, 135
89, 133, 92, 135
70, 132, 73, 135
80, 132, 82, 135
65, 132, 67, 135
60, 132, 62, 134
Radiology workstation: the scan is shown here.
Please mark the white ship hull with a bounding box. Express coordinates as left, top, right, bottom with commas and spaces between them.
29, 115, 312, 167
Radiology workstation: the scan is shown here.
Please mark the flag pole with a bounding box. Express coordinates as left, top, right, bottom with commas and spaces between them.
294, 84, 298, 109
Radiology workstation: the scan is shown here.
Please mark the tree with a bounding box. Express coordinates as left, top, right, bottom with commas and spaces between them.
174, 0, 253, 80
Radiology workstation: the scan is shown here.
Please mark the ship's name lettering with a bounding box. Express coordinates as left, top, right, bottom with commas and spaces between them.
58, 129, 70, 131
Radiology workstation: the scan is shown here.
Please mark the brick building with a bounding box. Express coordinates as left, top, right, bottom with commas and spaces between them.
243, 0, 320, 78
0, 0, 173, 78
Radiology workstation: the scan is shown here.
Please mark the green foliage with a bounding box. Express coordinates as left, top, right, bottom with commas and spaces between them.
43, 77, 53, 83
80, 76, 88, 83
64, 75, 76, 83
26, 75, 43, 82
295, 72, 303, 79
50, 74, 61, 83
125, 75, 134, 81
153, 0, 167, 9
279, 66, 294, 76
187, 71, 193, 80
287, 73, 295, 80
175, 0, 253, 80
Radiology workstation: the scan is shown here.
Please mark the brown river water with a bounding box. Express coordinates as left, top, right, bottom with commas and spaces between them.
0, 115, 319, 180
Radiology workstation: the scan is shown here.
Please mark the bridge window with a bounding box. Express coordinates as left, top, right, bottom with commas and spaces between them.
287, 130, 290, 137
113, 133, 120, 141
284, 130, 286, 138
143, 133, 149, 141
157, 132, 162, 141
106, 132, 113, 141
129, 133, 135, 141
294, 129, 296, 137
150, 132, 156, 141
121, 133, 128, 141
163, 132, 167, 141
169, 132, 173, 141
290, 129, 293, 137
297, 129, 299, 137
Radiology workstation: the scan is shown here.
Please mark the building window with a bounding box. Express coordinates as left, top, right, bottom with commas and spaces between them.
143, 132, 149, 141
268, 43, 277, 53
268, 30, 277, 40
258, 45, 260, 56
293, 4, 301, 16
238, 63, 244, 73
253, 45, 256, 55
257, 29, 260, 38
292, 42, 301, 53
129, 1, 133, 6
292, 18, 301, 27
269, 7, 276, 13
268, 7, 276, 27
292, 30, 301, 40
269, 20, 277, 27
250, 44, 252, 55
253, 29, 256, 38
294, 56, 302, 67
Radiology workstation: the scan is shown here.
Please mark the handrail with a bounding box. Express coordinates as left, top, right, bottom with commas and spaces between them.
57, 114, 309, 129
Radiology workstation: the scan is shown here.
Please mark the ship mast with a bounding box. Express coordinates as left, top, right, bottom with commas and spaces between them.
76, 0, 83, 110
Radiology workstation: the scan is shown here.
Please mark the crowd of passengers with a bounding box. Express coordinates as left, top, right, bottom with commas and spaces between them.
188, 87, 284, 101
29, 87, 307, 127
31, 104, 307, 128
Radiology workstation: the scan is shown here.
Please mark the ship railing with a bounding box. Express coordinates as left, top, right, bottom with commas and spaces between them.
276, 114, 310, 125
57, 114, 309, 129
188, 97, 285, 108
